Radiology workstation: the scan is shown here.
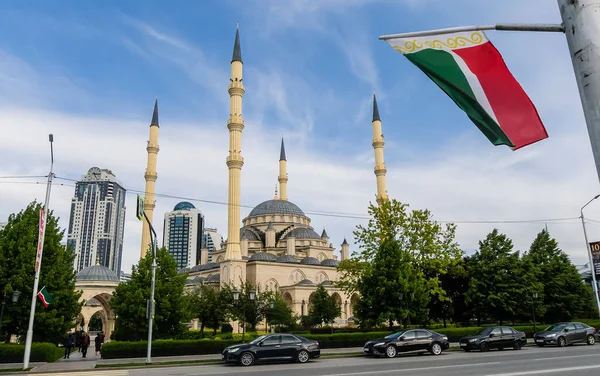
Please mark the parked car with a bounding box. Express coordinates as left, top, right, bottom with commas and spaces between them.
363, 329, 449, 358
533, 322, 597, 347
459, 326, 526, 352
222, 333, 320, 366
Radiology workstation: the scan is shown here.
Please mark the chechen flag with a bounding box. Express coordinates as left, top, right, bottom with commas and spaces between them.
37, 286, 54, 308
385, 31, 548, 150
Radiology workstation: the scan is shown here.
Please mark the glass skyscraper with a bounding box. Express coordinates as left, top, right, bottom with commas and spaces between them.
163, 202, 205, 270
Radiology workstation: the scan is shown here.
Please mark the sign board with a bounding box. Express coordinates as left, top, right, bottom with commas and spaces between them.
590, 241, 600, 278
136, 195, 145, 221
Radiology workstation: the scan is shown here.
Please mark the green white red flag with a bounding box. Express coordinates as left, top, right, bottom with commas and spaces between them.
385, 30, 548, 150
37, 286, 54, 308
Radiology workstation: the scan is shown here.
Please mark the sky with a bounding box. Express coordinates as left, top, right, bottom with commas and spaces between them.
1, 0, 600, 274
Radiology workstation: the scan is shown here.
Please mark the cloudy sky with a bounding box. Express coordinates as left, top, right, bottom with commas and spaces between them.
1, 0, 599, 274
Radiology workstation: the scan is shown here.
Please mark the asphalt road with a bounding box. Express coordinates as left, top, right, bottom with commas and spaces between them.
123, 344, 600, 376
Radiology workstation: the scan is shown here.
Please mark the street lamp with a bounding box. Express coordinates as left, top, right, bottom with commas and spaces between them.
581, 194, 600, 318
232, 289, 248, 341
0, 290, 22, 334
532, 292, 539, 333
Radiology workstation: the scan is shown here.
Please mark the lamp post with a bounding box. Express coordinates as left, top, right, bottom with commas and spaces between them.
0, 290, 22, 335
142, 211, 157, 365
581, 195, 600, 319
532, 292, 538, 333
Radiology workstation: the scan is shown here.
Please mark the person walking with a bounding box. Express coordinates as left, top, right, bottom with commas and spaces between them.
94, 331, 105, 356
63, 332, 75, 359
80, 332, 90, 358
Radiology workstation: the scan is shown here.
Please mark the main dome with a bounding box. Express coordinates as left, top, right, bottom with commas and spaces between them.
76, 265, 119, 282
248, 199, 305, 217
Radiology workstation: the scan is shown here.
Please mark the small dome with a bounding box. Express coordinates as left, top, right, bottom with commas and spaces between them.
241, 227, 260, 241
300, 257, 320, 265
321, 259, 339, 267
248, 252, 277, 262
174, 201, 196, 211
320, 280, 334, 286
276, 255, 298, 264
296, 279, 314, 286
76, 265, 119, 282
201, 262, 219, 270
248, 199, 305, 217
287, 228, 321, 239
190, 264, 203, 272
207, 273, 220, 282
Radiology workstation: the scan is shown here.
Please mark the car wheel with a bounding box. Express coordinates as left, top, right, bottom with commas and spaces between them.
513, 341, 522, 350
587, 335, 596, 345
385, 345, 397, 358
558, 337, 566, 347
240, 352, 254, 366
297, 350, 310, 363
430, 342, 442, 355
480, 342, 489, 352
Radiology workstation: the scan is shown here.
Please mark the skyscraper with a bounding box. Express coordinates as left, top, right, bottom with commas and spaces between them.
202, 228, 224, 262
67, 167, 126, 277
163, 202, 205, 270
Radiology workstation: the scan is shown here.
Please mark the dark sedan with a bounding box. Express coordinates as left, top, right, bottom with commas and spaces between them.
459, 326, 526, 352
222, 333, 320, 366
534, 322, 597, 347
363, 329, 449, 358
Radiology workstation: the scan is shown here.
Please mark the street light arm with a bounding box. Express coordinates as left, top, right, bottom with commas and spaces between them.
581, 194, 600, 215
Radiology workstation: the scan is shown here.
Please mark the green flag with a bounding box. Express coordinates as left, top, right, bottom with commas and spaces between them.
37, 286, 54, 308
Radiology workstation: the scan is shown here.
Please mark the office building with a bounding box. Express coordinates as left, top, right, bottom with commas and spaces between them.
163, 202, 205, 270
202, 228, 223, 262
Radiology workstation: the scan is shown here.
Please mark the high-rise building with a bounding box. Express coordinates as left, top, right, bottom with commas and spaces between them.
67, 167, 126, 277
202, 228, 223, 262
163, 202, 205, 270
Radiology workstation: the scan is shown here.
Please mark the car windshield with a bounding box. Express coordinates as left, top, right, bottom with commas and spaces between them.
475, 327, 493, 335
384, 331, 405, 339
545, 323, 567, 332
249, 335, 269, 344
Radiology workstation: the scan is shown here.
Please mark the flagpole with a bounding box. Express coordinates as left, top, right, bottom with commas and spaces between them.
378, 23, 564, 40
557, 0, 600, 183
23, 134, 54, 370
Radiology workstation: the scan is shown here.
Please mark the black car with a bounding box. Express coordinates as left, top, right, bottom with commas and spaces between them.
363, 329, 449, 358
222, 333, 320, 366
459, 326, 526, 352
534, 322, 597, 347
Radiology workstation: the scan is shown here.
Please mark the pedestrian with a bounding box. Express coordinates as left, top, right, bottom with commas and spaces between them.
95, 331, 105, 356
63, 331, 75, 359
80, 332, 90, 358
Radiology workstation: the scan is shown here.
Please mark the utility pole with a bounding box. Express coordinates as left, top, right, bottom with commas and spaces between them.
581, 195, 600, 318
23, 135, 54, 370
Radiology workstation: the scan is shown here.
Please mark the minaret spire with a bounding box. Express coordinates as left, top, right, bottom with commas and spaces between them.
371, 94, 388, 204
141, 98, 160, 258
278, 138, 288, 200
225, 26, 245, 262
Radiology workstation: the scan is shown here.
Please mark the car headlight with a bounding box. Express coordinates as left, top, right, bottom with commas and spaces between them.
442, 336, 448, 340
469, 338, 478, 343
228, 347, 240, 353
546, 334, 556, 338
373, 342, 385, 347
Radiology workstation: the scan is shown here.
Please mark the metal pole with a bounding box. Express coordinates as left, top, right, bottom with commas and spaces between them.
0, 300, 5, 334
532, 296, 537, 333
581, 196, 600, 318
143, 211, 157, 364
558, 0, 600, 183
378, 23, 564, 40
23, 134, 54, 370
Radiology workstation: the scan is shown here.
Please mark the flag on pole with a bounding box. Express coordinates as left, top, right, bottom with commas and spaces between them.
385, 31, 548, 150
37, 286, 54, 308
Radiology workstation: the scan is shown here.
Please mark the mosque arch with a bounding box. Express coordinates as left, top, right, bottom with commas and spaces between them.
264, 278, 279, 291
349, 293, 359, 318
282, 292, 293, 307
315, 271, 329, 283
289, 269, 306, 284
317, 252, 327, 262
216, 255, 224, 262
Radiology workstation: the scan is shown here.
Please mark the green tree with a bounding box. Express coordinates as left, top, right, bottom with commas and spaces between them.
189, 284, 231, 336
308, 285, 341, 328
354, 238, 428, 329
427, 256, 470, 327
523, 229, 595, 322
226, 281, 271, 331
266, 292, 294, 331
0, 201, 82, 344
110, 247, 190, 341
466, 229, 530, 325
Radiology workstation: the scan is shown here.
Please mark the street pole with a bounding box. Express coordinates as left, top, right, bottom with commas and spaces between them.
23, 135, 54, 370
532, 293, 538, 333
558, 0, 600, 183
143, 211, 157, 364
0, 300, 5, 334
581, 195, 600, 318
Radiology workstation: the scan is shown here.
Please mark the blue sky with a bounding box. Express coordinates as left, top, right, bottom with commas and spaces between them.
1, 0, 600, 273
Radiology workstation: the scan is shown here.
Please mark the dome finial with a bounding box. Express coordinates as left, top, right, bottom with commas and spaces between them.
95, 256, 100, 266
274, 184, 279, 200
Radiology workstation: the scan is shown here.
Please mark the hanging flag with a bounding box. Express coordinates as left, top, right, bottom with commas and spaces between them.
385, 31, 548, 150
37, 286, 54, 308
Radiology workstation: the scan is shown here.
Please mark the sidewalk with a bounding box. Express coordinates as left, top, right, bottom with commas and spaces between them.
29, 348, 100, 373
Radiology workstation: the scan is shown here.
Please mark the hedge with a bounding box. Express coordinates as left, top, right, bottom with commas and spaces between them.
0, 343, 63, 363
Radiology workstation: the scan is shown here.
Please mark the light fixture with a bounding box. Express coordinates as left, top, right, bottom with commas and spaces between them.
232, 290, 240, 301
12, 290, 21, 303
269, 301, 274, 309
249, 289, 256, 301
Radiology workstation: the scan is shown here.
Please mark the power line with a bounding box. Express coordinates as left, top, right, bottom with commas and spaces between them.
0, 175, 48, 179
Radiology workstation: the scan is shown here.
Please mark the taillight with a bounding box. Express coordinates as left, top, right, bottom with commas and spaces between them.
315, 342, 319, 347
593, 327, 596, 333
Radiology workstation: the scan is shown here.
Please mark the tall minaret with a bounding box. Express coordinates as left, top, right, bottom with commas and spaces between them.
140, 99, 160, 258
224, 26, 244, 261
278, 138, 288, 200
372, 94, 389, 204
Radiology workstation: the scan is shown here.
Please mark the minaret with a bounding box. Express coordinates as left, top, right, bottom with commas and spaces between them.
224, 26, 245, 261
140, 99, 160, 258
372, 94, 389, 204
278, 138, 288, 200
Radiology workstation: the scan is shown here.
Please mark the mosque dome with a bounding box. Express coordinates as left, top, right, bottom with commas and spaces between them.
207, 274, 220, 282
248, 252, 277, 262
321, 259, 339, 267
276, 255, 299, 264
174, 201, 196, 211
248, 199, 305, 217
76, 265, 119, 282
300, 257, 321, 265
286, 227, 321, 239
296, 279, 314, 286
241, 227, 260, 241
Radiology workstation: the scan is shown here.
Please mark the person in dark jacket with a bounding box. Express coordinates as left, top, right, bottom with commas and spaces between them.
94, 331, 105, 355
80, 332, 90, 358
63, 332, 75, 359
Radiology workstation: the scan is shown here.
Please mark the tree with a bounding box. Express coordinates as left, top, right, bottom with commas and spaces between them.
110, 247, 190, 341
354, 238, 428, 329
427, 256, 470, 327
523, 229, 595, 322
0, 201, 82, 344
226, 281, 271, 331
266, 292, 294, 331
189, 284, 231, 336
308, 285, 341, 328
465, 229, 530, 325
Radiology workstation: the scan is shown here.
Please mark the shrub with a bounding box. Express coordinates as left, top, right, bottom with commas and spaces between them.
100, 339, 241, 359
0, 343, 63, 363
221, 323, 233, 333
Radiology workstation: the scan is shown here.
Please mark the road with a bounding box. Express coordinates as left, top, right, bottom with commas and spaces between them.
119, 344, 600, 376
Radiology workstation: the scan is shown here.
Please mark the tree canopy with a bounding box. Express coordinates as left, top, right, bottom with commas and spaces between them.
308, 285, 341, 327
